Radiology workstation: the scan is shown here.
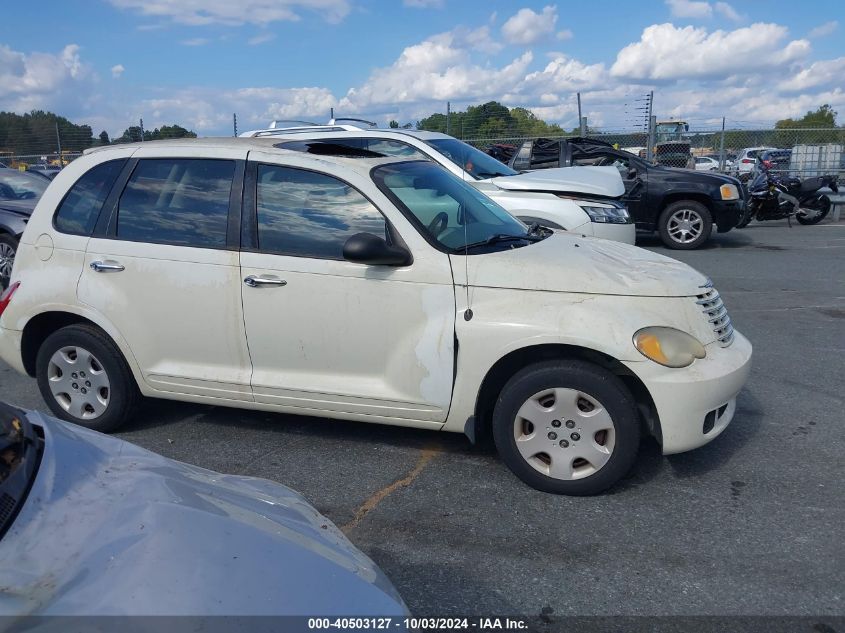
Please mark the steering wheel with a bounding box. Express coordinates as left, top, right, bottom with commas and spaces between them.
427, 211, 449, 237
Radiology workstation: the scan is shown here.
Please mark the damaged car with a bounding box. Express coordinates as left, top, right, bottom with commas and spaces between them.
0, 169, 49, 290
508, 137, 746, 250
0, 401, 408, 616
240, 122, 636, 244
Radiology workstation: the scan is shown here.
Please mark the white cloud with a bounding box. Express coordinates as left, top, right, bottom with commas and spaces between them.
523, 55, 609, 93
666, 0, 712, 19
556, 29, 573, 40
248, 33, 276, 45
611, 23, 810, 81
181, 38, 210, 46
780, 57, 845, 92
338, 28, 534, 114
111, 64, 125, 78
501, 5, 558, 45
714, 2, 741, 21
402, 0, 444, 7
107, 0, 351, 26
0, 44, 93, 113
809, 20, 838, 38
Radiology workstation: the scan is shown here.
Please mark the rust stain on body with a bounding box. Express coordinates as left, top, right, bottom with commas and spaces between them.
341, 448, 438, 534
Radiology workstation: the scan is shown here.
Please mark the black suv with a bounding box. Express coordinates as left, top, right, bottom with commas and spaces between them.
508, 138, 746, 249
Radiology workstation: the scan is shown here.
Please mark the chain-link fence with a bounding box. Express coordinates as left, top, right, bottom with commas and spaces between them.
2, 111, 843, 182
443, 124, 845, 180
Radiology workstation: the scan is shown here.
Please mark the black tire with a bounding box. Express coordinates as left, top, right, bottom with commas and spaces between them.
492, 360, 640, 495
0, 233, 19, 291
658, 200, 713, 250
795, 195, 831, 225
36, 324, 139, 432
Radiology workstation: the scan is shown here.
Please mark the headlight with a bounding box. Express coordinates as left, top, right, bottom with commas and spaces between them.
579, 204, 631, 224
633, 327, 706, 368
719, 184, 740, 200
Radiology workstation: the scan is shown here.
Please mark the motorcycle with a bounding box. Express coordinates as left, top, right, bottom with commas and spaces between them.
737, 160, 839, 228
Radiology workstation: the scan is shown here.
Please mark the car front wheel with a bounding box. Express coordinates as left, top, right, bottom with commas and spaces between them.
492, 360, 640, 495
658, 201, 713, 249
36, 324, 139, 432
0, 233, 18, 291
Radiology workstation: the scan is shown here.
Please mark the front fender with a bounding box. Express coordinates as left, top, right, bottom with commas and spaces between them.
442, 288, 706, 433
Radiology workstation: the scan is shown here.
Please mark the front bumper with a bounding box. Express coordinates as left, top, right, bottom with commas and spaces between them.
571, 220, 636, 245
0, 325, 26, 375
711, 199, 745, 233
623, 330, 752, 455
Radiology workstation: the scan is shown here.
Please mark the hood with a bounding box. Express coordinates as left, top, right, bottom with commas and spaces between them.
489, 166, 625, 198
454, 232, 707, 297
0, 413, 407, 616
649, 162, 742, 187
0, 199, 37, 217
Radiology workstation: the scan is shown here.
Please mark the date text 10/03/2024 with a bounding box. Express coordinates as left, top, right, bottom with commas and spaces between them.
307, 617, 529, 630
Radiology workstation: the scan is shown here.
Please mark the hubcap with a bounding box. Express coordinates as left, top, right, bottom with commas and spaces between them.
513, 388, 616, 480
667, 209, 704, 244
0, 242, 15, 281
47, 346, 111, 419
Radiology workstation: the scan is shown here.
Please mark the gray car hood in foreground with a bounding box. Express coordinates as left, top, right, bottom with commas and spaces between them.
0, 412, 407, 616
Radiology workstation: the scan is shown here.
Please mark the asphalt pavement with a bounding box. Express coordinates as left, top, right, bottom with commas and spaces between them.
1, 219, 843, 620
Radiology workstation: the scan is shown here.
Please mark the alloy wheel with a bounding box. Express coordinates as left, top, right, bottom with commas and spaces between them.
47, 346, 111, 419
667, 208, 704, 244
0, 242, 15, 284
513, 387, 616, 480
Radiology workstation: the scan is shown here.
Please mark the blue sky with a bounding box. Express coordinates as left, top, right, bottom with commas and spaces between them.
1, 0, 843, 136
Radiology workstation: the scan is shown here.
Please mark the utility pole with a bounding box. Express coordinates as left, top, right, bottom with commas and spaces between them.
139, 118, 145, 142
330, 107, 334, 122
646, 91, 655, 162
446, 101, 451, 136
55, 122, 63, 167
233, 113, 238, 137
577, 92, 583, 135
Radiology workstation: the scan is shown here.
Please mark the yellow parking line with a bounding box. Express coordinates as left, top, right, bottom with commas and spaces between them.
341, 447, 439, 533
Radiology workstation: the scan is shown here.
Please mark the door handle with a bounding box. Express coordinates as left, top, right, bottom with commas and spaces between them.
90, 260, 125, 273
244, 275, 287, 288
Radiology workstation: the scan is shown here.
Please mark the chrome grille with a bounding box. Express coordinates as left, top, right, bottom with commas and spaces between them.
696, 280, 734, 347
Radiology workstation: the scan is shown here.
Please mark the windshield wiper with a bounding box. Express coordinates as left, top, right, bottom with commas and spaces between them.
463, 233, 541, 251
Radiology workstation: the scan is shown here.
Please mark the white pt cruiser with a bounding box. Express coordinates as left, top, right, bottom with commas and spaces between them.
0, 138, 752, 495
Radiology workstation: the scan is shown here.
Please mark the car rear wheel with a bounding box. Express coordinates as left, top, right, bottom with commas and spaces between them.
36, 324, 139, 432
492, 360, 640, 495
0, 233, 18, 291
658, 201, 712, 250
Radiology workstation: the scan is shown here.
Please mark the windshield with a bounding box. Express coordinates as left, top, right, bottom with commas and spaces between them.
426, 139, 518, 180
372, 161, 535, 252
0, 171, 48, 202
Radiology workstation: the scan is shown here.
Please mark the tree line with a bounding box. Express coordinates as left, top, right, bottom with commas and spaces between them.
0, 110, 196, 156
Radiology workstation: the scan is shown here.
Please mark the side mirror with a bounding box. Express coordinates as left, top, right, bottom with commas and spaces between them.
343, 233, 412, 266
627, 167, 638, 179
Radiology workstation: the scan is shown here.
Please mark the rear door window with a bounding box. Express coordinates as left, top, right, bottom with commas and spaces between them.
116, 159, 234, 248
54, 160, 126, 235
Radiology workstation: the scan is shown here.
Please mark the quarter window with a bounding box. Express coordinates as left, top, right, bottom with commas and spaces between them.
256, 165, 387, 260
54, 160, 125, 235
116, 159, 234, 248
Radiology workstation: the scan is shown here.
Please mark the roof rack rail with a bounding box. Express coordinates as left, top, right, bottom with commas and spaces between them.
327, 117, 377, 129
268, 119, 320, 129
